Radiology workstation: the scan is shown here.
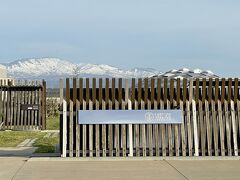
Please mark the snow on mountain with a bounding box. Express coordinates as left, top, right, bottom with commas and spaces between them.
1, 58, 219, 87
2, 58, 161, 87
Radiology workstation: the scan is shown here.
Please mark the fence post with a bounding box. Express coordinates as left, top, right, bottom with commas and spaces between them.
128, 99, 133, 157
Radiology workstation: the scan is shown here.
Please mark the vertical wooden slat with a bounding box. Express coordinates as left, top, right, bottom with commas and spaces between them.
82, 99, 87, 157
76, 100, 80, 157
69, 100, 73, 157
3, 80, 6, 129
99, 79, 106, 157
224, 99, 232, 156
201, 79, 206, 156
151, 78, 158, 157
109, 78, 115, 156
42, 80, 46, 130
114, 78, 121, 157
218, 100, 225, 156
27, 81, 31, 129
192, 99, 199, 156
230, 100, 238, 156
123, 79, 128, 157
205, 99, 212, 156
87, 79, 93, 157
136, 78, 141, 157
167, 79, 173, 156
93, 78, 100, 157
0, 80, 3, 129
181, 79, 187, 156
73, 77, 77, 157
206, 79, 213, 156
13, 84, 18, 130
107, 78, 113, 156
62, 99, 67, 157
23, 80, 28, 130
143, 78, 148, 156
59, 79, 64, 154
65, 78, 70, 156
147, 78, 153, 156
79, 78, 83, 157
212, 79, 219, 156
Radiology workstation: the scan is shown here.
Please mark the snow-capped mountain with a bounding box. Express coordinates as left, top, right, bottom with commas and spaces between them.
2, 58, 162, 87
4, 58, 160, 78
1, 58, 219, 87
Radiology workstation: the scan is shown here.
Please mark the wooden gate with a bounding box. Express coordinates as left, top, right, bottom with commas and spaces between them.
0, 80, 46, 130
60, 78, 240, 157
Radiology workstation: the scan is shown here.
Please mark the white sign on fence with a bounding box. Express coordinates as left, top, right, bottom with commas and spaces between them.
78, 110, 183, 124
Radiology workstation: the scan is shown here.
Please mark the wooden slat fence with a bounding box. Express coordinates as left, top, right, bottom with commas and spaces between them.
0, 80, 46, 130
60, 78, 240, 157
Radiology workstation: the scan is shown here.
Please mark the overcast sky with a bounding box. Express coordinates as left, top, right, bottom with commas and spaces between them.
0, 0, 240, 77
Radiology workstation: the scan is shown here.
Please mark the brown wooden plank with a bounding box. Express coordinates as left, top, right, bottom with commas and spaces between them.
79, 78, 83, 106
221, 78, 226, 104
31, 81, 35, 129
212, 79, 219, 156
237, 100, 240, 153
107, 78, 113, 156
82, 99, 87, 157
174, 79, 181, 156
186, 100, 192, 156
92, 78, 100, 157
234, 78, 238, 105
42, 80, 46, 130
183, 79, 187, 105
198, 100, 205, 156
143, 78, 148, 156
88, 82, 94, 157
122, 79, 128, 157
228, 78, 232, 104
160, 100, 166, 156
224, 100, 232, 156
230, 100, 238, 156
99, 79, 106, 157
135, 78, 141, 157
182, 78, 188, 155
205, 100, 212, 156
72, 79, 77, 156
69, 100, 73, 157
0, 80, 3, 128
218, 100, 225, 156
14, 84, 19, 130
79, 78, 83, 157
76, 100, 80, 157
156, 78, 161, 156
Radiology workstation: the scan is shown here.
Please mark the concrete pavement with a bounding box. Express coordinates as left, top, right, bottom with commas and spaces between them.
1, 157, 240, 180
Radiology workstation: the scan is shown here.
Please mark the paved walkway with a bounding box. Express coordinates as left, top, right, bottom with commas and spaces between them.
1, 157, 240, 180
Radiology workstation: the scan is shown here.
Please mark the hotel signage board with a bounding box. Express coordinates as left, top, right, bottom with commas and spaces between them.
78, 110, 182, 125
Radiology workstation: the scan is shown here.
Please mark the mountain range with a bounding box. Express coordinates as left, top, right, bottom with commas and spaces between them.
1, 58, 219, 87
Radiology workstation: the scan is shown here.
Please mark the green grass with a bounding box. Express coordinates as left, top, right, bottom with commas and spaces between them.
46, 115, 59, 130
0, 131, 59, 153
33, 136, 59, 153
0, 131, 46, 147
0, 115, 60, 153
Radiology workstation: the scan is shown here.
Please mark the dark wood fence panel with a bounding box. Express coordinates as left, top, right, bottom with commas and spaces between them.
60, 78, 240, 157
0, 80, 46, 130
